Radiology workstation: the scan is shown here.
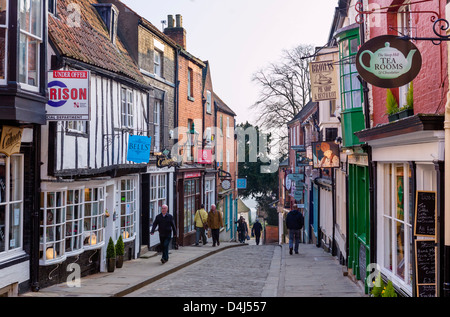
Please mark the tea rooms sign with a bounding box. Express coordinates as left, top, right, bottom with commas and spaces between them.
356, 35, 422, 88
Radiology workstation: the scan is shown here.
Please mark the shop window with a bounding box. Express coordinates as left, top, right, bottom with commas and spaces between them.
39, 186, 106, 265
149, 174, 166, 227
118, 179, 136, 240
184, 179, 199, 233
0, 154, 23, 259
339, 35, 362, 111
83, 187, 105, 247
380, 163, 413, 292
65, 189, 83, 254
19, 0, 42, 90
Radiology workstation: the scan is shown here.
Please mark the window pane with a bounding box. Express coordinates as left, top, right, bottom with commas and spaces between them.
0, 155, 5, 203
31, 0, 42, 37
352, 90, 361, 108
19, 33, 27, 84
396, 165, 404, 221
19, 0, 31, 33
0, 0, 6, 25
396, 222, 405, 280
0, 28, 6, 80
0, 205, 5, 252
384, 217, 392, 271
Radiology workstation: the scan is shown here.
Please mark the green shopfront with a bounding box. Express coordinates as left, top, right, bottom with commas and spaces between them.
336, 24, 371, 292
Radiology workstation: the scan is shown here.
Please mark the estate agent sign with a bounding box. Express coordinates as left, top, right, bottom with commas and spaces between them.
356, 35, 422, 88
47, 70, 90, 120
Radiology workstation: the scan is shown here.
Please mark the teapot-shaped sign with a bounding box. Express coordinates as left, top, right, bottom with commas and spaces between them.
356, 35, 422, 88
359, 42, 416, 79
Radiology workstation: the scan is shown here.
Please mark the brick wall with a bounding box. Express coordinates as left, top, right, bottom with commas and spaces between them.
369, 0, 448, 126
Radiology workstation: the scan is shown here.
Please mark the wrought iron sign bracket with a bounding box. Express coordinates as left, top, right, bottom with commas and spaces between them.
398, 18, 450, 45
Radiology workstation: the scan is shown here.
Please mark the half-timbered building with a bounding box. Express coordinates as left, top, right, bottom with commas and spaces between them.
38, 0, 150, 288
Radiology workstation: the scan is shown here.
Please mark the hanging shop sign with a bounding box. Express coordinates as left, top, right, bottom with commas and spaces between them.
46, 70, 90, 121
312, 141, 340, 169
356, 35, 422, 88
0, 126, 23, 156
237, 178, 247, 189
296, 150, 310, 166
198, 149, 212, 164
126, 135, 151, 163
309, 60, 338, 102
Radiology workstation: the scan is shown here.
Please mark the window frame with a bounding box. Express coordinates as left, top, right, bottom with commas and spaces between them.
339, 33, 362, 111
121, 87, 134, 129
18, 0, 43, 91
0, 154, 24, 262
397, 3, 412, 109
154, 48, 163, 78
149, 174, 166, 228
378, 162, 413, 295
0, 0, 8, 85
206, 90, 212, 114
154, 99, 161, 152
116, 178, 136, 241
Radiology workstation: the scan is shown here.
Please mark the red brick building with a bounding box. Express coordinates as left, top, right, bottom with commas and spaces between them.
164, 15, 206, 246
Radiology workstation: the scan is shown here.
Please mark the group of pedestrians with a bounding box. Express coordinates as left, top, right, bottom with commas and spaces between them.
150, 204, 224, 264
194, 204, 224, 247
149, 203, 305, 265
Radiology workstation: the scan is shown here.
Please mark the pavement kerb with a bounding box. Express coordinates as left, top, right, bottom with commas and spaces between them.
113, 243, 247, 297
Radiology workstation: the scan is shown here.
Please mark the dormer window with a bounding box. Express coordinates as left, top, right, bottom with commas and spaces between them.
48, 0, 57, 15
92, 3, 119, 44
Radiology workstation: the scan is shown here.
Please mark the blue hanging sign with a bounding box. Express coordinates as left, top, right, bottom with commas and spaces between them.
127, 135, 152, 163
237, 178, 247, 189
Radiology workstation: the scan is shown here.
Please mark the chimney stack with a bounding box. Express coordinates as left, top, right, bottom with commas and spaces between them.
164, 14, 186, 49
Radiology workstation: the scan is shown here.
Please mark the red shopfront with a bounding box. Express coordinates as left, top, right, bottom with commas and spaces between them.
176, 169, 204, 246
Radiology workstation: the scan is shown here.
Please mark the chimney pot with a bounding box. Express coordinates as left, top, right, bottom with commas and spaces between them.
167, 15, 174, 28
176, 14, 182, 28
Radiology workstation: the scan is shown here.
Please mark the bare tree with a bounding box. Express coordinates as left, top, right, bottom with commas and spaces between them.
251, 44, 314, 156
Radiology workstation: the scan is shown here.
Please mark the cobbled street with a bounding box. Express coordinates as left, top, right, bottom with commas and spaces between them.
127, 245, 276, 297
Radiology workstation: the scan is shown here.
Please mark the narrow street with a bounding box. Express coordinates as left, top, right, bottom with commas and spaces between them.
126, 240, 365, 297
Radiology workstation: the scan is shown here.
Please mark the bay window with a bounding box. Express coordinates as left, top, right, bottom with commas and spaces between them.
19, 0, 42, 89
0, 154, 24, 259
339, 35, 362, 110
40, 185, 106, 265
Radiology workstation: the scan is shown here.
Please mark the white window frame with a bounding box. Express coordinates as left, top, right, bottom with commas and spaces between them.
206, 90, 212, 114
18, 0, 42, 91
83, 187, 105, 250
66, 121, 87, 134
149, 174, 166, 228
121, 87, 134, 128
377, 162, 413, 296
39, 185, 106, 266
154, 100, 161, 152
65, 188, 84, 256
0, 0, 8, 85
0, 154, 24, 262
205, 178, 215, 212
116, 178, 136, 241
226, 117, 230, 138
154, 49, 162, 77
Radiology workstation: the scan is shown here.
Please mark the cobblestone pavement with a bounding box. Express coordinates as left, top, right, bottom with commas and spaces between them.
127, 244, 276, 297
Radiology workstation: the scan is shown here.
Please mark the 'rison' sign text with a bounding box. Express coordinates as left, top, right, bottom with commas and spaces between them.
46, 70, 90, 121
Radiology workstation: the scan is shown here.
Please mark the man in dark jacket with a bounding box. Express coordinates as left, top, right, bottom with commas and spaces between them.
251, 219, 263, 245
285, 208, 304, 255
151, 204, 177, 264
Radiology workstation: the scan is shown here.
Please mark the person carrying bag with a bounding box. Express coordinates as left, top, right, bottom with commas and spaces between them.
194, 204, 208, 246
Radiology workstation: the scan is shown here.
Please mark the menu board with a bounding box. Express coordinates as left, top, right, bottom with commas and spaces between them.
415, 239, 437, 297
414, 191, 436, 237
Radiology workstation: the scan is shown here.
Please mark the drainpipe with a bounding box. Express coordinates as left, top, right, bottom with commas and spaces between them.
444, 91, 450, 297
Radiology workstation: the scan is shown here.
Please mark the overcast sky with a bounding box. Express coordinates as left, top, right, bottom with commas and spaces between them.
121, 0, 338, 125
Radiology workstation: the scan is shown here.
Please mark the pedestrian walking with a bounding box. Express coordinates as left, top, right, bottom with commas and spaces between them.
251, 219, 263, 245
150, 204, 177, 264
235, 216, 248, 243
194, 204, 208, 246
285, 207, 304, 255
207, 204, 223, 247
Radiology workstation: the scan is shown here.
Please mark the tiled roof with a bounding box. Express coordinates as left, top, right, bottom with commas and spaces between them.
214, 92, 236, 117
49, 0, 147, 86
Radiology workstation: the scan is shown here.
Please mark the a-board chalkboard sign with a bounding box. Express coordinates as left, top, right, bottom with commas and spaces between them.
417, 284, 436, 298
414, 191, 436, 237
415, 239, 436, 297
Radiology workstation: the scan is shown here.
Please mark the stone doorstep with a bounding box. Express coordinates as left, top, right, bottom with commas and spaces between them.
139, 251, 158, 259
